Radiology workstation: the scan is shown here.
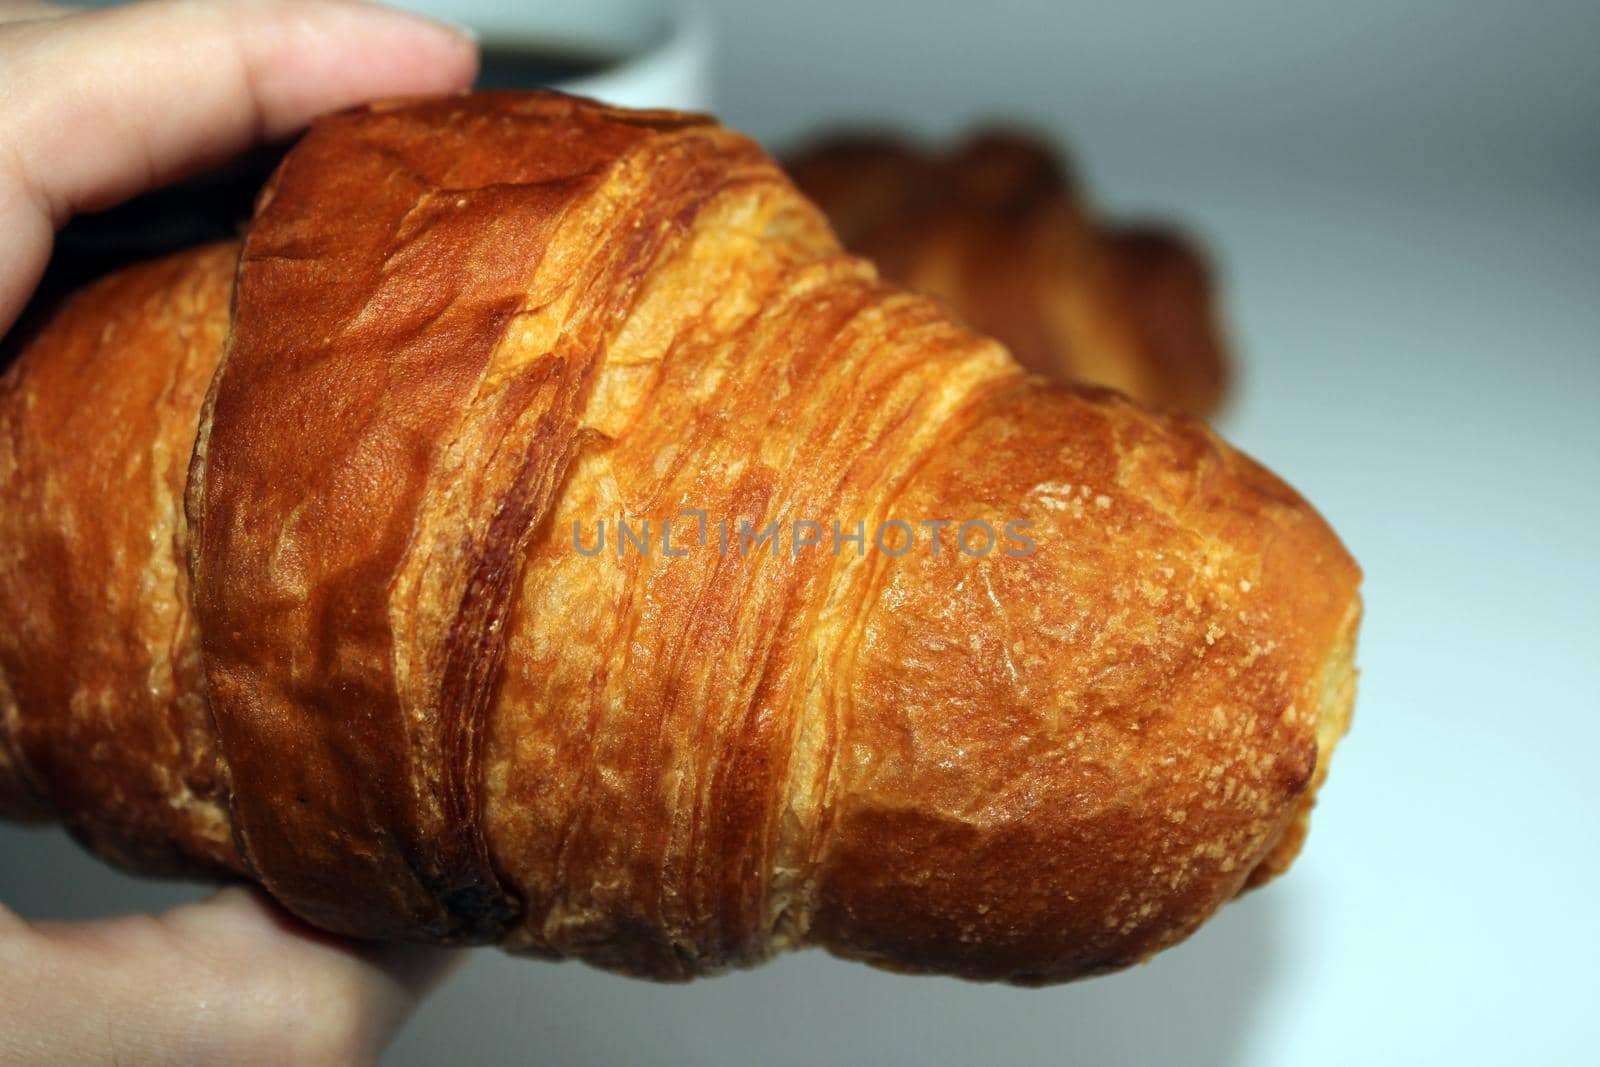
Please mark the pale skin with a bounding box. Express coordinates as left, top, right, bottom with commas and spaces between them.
0, 1, 481, 1063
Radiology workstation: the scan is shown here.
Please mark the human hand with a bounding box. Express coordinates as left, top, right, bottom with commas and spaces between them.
0, 1, 477, 1062
1, 887, 461, 1065
0, 0, 478, 334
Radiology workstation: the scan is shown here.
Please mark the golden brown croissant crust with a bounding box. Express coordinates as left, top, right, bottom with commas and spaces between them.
0, 92, 1359, 983
785, 129, 1230, 414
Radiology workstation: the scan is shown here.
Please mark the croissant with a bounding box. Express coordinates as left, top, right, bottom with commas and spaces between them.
0, 92, 1360, 984
785, 129, 1230, 414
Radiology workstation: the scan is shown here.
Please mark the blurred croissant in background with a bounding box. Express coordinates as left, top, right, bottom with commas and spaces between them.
786, 129, 1230, 415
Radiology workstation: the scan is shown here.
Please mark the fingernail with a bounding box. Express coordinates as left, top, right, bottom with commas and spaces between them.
364, 2, 480, 48
430, 15, 479, 46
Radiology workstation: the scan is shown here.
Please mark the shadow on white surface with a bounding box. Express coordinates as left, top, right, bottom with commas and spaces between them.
0, 819, 1291, 1066
392, 890, 1288, 1066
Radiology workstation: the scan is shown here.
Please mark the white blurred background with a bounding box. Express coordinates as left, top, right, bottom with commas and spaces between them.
6, 1, 1598, 1064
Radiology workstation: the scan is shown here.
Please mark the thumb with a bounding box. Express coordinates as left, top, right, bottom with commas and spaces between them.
0, 0, 479, 331
7, 885, 464, 1066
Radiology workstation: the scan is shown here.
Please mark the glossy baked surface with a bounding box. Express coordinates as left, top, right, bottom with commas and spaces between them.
0, 92, 1359, 983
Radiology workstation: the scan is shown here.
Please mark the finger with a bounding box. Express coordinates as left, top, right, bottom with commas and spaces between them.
170, 885, 466, 1013
164, 886, 465, 1062
0, 0, 479, 332
23, 885, 465, 1065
